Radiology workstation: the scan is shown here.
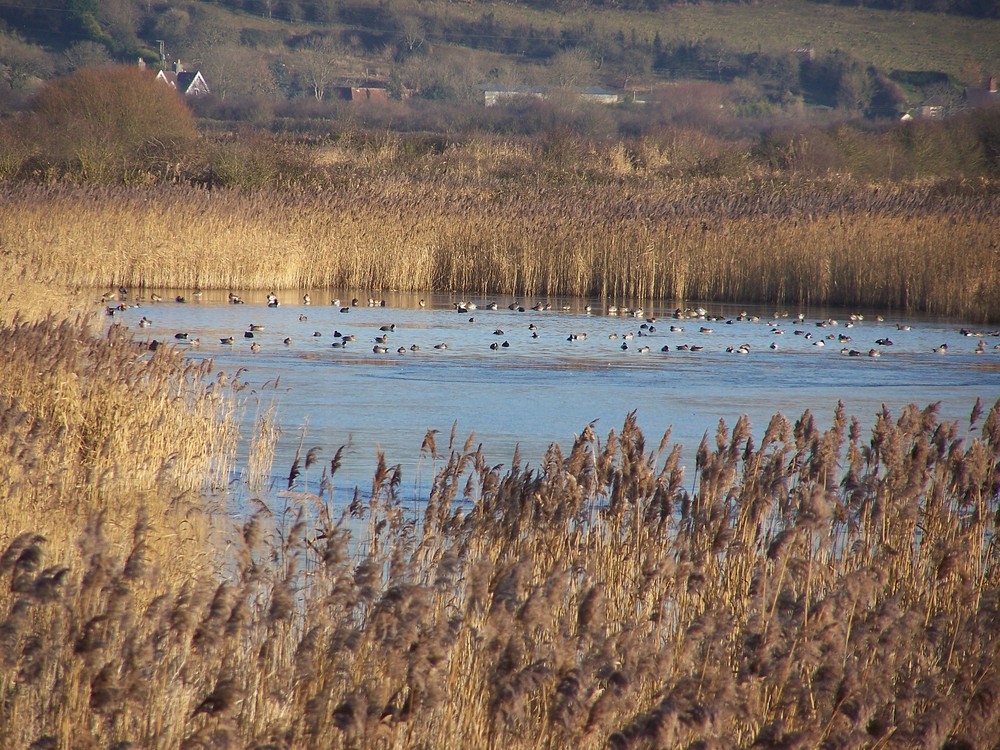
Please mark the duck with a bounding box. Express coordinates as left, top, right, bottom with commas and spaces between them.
373, 345, 389, 354
433, 343, 448, 350
138, 316, 151, 328
332, 298, 341, 306
397, 347, 407, 354
934, 344, 948, 354
228, 293, 244, 304
379, 324, 396, 332
249, 323, 265, 331
313, 331, 322, 337
299, 314, 308, 322
490, 342, 499, 350
150, 293, 163, 302
221, 336, 235, 345
410, 344, 420, 351
303, 294, 311, 305
375, 334, 388, 344
250, 342, 261, 353
284, 337, 293, 345
419, 299, 426, 308
174, 332, 188, 340
267, 293, 279, 307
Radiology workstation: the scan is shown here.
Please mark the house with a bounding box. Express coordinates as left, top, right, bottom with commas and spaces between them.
480, 84, 620, 107
154, 61, 210, 96
481, 84, 547, 107
965, 75, 998, 109
332, 83, 390, 102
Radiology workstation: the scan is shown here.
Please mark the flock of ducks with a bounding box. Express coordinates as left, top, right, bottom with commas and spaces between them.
104, 289, 1000, 358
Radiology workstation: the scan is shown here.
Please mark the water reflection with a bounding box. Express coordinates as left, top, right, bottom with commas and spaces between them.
106, 289, 1000, 503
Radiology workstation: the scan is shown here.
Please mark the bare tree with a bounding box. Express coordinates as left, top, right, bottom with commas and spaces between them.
297, 36, 341, 101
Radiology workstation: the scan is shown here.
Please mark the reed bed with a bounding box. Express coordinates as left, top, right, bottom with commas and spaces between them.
2, 309, 999, 749
2, 166, 998, 321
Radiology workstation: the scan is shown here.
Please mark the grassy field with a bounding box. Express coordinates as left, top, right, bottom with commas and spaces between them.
206, 0, 1000, 84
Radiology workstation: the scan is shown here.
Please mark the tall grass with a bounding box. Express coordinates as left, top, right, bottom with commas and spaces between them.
2, 315, 998, 748
2, 167, 998, 321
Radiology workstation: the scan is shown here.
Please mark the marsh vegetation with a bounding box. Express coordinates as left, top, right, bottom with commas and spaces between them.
1, 311, 998, 748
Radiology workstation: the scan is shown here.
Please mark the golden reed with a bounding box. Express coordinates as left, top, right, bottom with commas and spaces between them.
1, 168, 997, 322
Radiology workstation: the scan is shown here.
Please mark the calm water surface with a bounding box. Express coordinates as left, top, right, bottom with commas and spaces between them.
107, 289, 1000, 503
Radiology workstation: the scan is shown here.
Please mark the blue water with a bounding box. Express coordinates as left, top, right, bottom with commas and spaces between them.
106, 289, 1000, 504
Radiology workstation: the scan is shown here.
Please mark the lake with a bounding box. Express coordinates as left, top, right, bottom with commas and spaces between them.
107, 289, 1000, 504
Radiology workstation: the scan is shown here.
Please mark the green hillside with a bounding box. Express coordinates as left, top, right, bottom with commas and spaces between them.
1, 0, 997, 108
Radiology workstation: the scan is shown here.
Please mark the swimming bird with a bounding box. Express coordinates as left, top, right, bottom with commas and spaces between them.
139, 316, 151, 328
501, 340, 510, 348
934, 343, 948, 354
332, 298, 341, 306
303, 294, 311, 305
284, 337, 292, 345
174, 332, 188, 339
221, 337, 234, 345
379, 324, 396, 332
299, 314, 308, 322
375, 334, 388, 344
250, 342, 261, 353
244, 332, 254, 338
340, 307, 350, 313
410, 344, 420, 351
249, 324, 265, 331
419, 299, 426, 308
373, 345, 389, 353
267, 292, 279, 307
228, 293, 244, 304
313, 331, 322, 337
397, 347, 407, 354
175, 296, 186, 303
150, 293, 163, 302
490, 342, 499, 350
875, 338, 893, 346
433, 343, 448, 350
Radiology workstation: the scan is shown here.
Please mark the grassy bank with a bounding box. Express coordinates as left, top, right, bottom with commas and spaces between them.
2, 172, 998, 322
1, 316, 998, 747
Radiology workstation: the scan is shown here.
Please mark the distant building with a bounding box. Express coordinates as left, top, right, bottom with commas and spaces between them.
481, 84, 547, 107
480, 84, 620, 107
331, 83, 390, 102
965, 75, 998, 108
154, 60, 210, 96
